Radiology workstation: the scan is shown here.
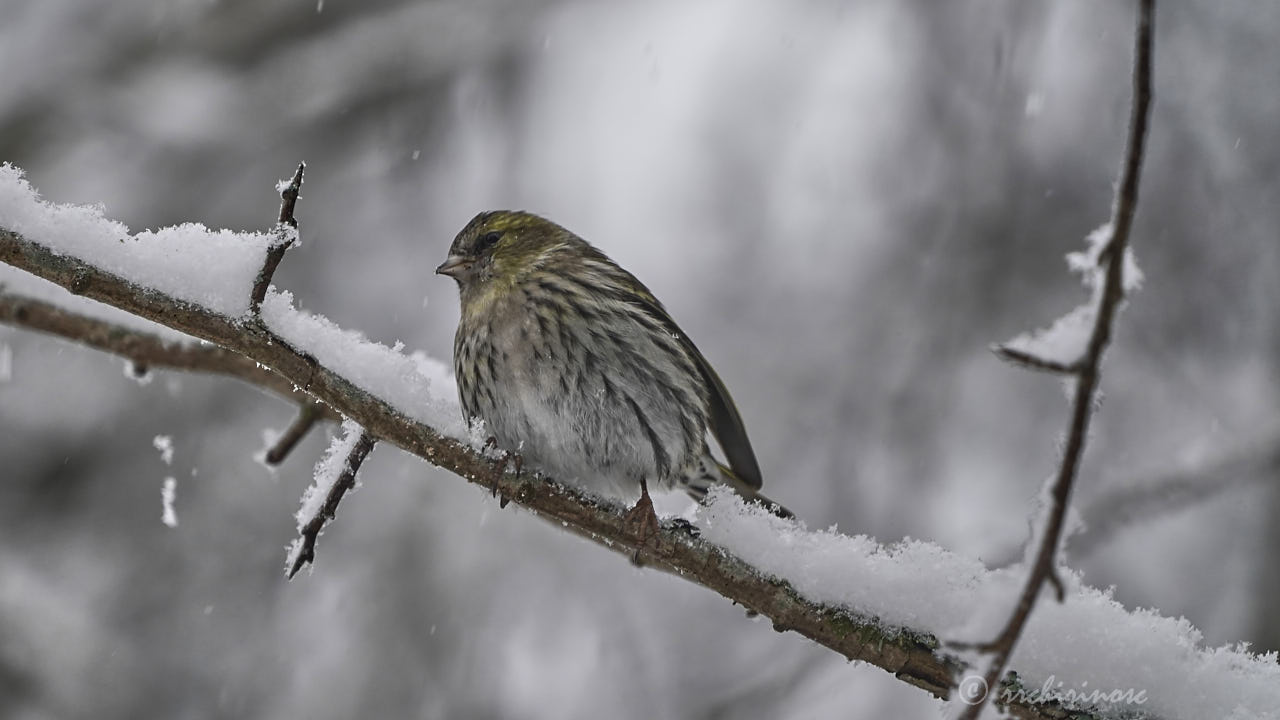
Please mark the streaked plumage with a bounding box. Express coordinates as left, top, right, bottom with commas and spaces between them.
437, 210, 786, 519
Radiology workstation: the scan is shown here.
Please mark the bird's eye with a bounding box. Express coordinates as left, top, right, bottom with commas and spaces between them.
476, 231, 501, 251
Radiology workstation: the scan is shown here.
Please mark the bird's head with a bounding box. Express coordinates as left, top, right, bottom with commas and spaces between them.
436, 211, 570, 292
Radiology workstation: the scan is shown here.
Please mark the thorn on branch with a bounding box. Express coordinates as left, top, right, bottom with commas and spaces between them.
287, 428, 375, 579
250, 162, 306, 312
264, 400, 325, 465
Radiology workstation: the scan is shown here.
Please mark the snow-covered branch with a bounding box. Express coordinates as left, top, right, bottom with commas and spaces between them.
287, 420, 377, 578
0, 216, 964, 711
3, 148, 1279, 717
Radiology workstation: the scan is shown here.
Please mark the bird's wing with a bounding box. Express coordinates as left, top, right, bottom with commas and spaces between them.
627, 291, 764, 491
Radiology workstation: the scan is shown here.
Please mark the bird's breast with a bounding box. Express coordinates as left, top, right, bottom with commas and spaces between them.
455, 284, 708, 498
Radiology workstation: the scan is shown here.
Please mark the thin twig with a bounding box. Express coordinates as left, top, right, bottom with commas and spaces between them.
287, 431, 376, 578
276, 163, 305, 228
264, 400, 326, 465
979, 433, 1280, 569
1071, 435, 1280, 559
955, 1, 1155, 717
250, 162, 305, 311
990, 344, 1082, 375
0, 291, 337, 421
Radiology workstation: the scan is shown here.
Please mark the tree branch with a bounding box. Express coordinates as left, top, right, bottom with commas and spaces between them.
287, 428, 376, 578
0, 223, 987, 710
0, 290, 336, 421
1070, 434, 1280, 559
264, 400, 327, 465
251, 162, 305, 311
956, 1, 1155, 717
0, 84, 1187, 715
991, 345, 1082, 375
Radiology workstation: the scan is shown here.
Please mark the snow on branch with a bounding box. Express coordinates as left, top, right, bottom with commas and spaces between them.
958, 1, 1158, 718
995, 224, 1145, 374
286, 420, 377, 578
4, 152, 1280, 717
0, 210, 968, 707
0, 165, 274, 317
5, 182, 1280, 720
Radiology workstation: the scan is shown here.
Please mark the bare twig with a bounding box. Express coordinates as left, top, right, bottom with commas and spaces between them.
955, 1, 1155, 717
250, 162, 305, 311
986, 434, 1280, 568
1071, 435, 1280, 559
264, 400, 326, 465
991, 344, 1082, 375
0, 291, 337, 421
287, 430, 376, 578
968, 434, 1280, 570
276, 162, 305, 228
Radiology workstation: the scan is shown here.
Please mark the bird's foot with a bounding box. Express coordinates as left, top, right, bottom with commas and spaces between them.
481, 438, 523, 508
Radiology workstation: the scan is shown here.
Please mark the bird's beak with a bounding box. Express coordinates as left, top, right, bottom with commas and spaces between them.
435, 255, 472, 279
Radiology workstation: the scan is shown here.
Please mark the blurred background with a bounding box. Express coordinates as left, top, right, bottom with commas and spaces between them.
1, 0, 1278, 718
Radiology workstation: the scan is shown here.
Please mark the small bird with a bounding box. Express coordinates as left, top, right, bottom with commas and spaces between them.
436, 211, 789, 541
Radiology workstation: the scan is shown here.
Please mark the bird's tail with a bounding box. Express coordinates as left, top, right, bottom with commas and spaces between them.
683, 457, 794, 519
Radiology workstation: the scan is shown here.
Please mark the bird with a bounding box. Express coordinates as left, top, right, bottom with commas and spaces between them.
436, 210, 790, 542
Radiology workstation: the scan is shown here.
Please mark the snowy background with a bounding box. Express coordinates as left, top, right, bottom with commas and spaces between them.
2, 1, 1279, 718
